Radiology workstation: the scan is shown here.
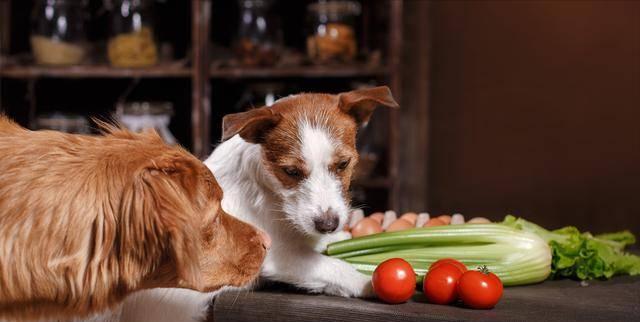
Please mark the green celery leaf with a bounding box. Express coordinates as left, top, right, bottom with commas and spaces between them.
594, 231, 636, 248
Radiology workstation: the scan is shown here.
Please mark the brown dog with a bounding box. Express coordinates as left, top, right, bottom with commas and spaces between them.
0, 116, 269, 321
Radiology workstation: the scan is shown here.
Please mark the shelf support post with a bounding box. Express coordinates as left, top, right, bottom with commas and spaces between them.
388, 0, 403, 210
192, 0, 212, 158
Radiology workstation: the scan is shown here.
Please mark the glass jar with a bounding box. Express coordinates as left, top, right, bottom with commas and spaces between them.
235, 83, 286, 111
306, 1, 360, 64
35, 112, 90, 134
108, 0, 158, 68
234, 0, 282, 66
31, 0, 88, 66
115, 101, 177, 145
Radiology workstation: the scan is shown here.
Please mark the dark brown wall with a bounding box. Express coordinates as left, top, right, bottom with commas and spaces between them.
399, 0, 431, 212
419, 0, 640, 234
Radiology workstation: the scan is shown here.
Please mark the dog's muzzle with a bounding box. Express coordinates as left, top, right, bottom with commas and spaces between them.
313, 209, 340, 233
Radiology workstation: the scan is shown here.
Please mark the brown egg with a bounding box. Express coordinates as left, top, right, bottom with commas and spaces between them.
423, 218, 446, 227
400, 212, 418, 225
467, 217, 492, 224
437, 215, 452, 225
369, 212, 385, 224
351, 217, 383, 238
386, 218, 414, 232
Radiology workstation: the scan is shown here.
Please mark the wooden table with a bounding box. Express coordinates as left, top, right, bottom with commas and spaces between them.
212, 276, 639, 322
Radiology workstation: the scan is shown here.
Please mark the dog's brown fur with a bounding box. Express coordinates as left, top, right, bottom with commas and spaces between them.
221, 86, 399, 196
0, 116, 268, 320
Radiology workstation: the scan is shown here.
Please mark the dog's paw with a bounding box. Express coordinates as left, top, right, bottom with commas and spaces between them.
313, 231, 352, 253
358, 279, 377, 298
322, 283, 357, 297
332, 230, 353, 242
322, 273, 375, 298
353, 274, 376, 298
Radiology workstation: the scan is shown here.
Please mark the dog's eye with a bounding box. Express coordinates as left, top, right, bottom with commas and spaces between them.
282, 167, 303, 178
336, 160, 350, 171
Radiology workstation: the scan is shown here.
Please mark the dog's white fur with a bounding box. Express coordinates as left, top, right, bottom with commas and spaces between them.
116, 118, 370, 322
208, 127, 370, 297
116, 86, 398, 322
280, 121, 351, 238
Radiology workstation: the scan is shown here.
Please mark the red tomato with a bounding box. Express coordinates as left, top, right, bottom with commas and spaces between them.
423, 263, 464, 304
429, 258, 467, 274
457, 267, 503, 309
372, 258, 417, 304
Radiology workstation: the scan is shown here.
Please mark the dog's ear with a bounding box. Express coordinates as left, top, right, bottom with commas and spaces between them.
146, 157, 204, 289
121, 156, 204, 290
338, 86, 399, 125
222, 107, 282, 143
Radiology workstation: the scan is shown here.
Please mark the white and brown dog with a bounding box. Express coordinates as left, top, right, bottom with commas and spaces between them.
120, 86, 398, 322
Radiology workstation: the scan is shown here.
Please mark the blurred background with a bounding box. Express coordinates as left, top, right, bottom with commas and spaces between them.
0, 0, 638, 234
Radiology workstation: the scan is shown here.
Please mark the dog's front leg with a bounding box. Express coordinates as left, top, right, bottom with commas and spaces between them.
263, 249, 375, 298
318, 256, 375, 298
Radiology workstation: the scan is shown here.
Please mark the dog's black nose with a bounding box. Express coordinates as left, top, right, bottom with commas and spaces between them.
313, 211, 340, 233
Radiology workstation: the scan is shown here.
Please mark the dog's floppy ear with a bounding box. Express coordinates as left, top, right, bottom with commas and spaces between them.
338, 86, 399, 125
146, 157, 204, 289
222, 107, 282, 143
121, 156, 203, 290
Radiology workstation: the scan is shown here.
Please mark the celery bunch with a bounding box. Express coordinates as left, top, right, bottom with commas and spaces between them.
328, 216, 640, 286
327, 223, 552, 286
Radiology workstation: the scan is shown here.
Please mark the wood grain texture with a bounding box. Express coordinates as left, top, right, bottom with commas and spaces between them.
397, 0, 431, 213
427, 0, 640, 233
387, 0, 404, 210
0, 64, 191, 78
212, 276, 640, 322
209, 65, 388, 79
191, 0, 211, 158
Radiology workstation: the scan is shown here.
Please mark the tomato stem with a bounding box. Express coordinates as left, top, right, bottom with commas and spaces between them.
478, 265, 490, 275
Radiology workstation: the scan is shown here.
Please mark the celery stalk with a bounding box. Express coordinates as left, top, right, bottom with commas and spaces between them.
327, 223, 552, 286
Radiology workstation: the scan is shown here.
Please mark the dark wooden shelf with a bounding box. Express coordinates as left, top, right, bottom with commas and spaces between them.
0, 64, 192, 79
0, 0, 403, 209
210, 65, 389, 79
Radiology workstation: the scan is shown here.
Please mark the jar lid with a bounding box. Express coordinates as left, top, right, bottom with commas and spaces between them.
40, 0, 89, 7
308, 1, 362, 16
238, 0, 271, 8
117, 101, 174, 116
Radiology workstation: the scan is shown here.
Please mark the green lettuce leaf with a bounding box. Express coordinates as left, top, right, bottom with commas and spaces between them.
502, 215, 640, 280
594, 231, 636, 247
